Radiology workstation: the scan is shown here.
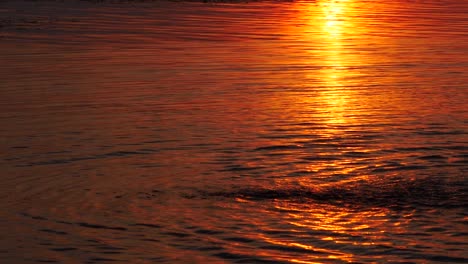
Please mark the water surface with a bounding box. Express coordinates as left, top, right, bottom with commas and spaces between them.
0, 0, 467, 263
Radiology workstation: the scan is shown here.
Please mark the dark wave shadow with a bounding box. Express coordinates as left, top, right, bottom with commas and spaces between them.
201, 177, 467, 209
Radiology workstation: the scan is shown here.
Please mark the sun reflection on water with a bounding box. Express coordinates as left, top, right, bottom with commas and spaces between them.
318, 0, 354, 126
321, 0, 350, 36
260, 2, 379, 262
297, 0, 360, 126
267, 201, 402, 263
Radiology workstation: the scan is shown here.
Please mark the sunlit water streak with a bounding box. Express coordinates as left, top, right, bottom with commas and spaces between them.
0, 0, 467, 263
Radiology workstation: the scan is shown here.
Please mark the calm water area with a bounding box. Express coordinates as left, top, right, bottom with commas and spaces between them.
0, 0, 467, 263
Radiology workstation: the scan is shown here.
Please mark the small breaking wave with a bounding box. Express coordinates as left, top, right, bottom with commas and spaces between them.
201, 176, 467, 209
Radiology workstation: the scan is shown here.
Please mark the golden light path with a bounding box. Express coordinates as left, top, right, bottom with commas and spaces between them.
267, 2, 384, 263
305, 0, 357, 126
317, 0, 353, 125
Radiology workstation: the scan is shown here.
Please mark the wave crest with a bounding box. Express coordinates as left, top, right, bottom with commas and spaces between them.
203, 177, 467, 209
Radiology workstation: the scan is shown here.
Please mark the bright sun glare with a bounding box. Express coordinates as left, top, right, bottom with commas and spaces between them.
317, 0, 353, 124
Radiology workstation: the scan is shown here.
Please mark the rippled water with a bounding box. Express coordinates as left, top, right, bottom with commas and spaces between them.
1, 0, 467, 263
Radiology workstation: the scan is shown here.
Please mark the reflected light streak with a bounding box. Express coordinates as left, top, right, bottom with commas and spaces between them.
321, 0, 349, 37
258, 232, 355, 263
319, 0, 351, 125
304, 0, 355, 125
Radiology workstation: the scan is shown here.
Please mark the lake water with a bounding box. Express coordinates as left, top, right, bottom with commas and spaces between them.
0, 0, 467, 263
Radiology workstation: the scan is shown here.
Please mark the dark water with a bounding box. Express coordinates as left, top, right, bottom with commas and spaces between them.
1, 0, 467, 263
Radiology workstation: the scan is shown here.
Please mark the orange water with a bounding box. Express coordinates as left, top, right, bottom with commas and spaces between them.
0, 0, 467, 263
